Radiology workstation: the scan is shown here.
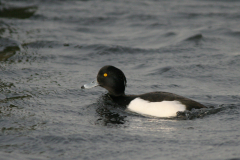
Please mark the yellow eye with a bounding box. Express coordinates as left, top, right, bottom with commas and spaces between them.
104, 73, 108, 77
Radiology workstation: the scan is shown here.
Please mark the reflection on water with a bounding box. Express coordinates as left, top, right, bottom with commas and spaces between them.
94, 94, 128, 126
95, 106, 127, 126
128, 118, 177, 133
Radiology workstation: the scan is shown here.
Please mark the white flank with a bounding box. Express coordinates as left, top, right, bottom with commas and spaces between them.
127, 98, 186, 118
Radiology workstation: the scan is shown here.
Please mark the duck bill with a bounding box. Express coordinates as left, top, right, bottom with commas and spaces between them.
81, 79, 99, 89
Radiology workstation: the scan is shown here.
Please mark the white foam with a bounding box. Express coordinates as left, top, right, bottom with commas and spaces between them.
127, 98, 186, 117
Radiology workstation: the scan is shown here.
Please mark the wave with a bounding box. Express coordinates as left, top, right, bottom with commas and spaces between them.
177, 104, 240, 120
0, 3, 37, 19
185, 33, 203, 41
75, 44, 154, 55
0, 37, 20, 61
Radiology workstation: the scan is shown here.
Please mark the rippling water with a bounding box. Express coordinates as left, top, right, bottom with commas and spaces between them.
1, 0, 240, 160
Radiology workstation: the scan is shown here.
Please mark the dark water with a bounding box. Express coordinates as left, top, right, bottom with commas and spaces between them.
1, 0, 240, 159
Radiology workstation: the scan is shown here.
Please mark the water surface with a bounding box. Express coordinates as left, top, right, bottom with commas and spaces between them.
1, 0, 240, 160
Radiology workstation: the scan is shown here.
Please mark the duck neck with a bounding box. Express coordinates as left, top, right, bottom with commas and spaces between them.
108, 93, 136, 107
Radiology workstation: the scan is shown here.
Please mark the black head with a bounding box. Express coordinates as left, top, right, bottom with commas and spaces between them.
97, 65, 127, 96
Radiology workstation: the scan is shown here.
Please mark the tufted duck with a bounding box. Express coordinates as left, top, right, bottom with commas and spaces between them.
81, 65, 207, 117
